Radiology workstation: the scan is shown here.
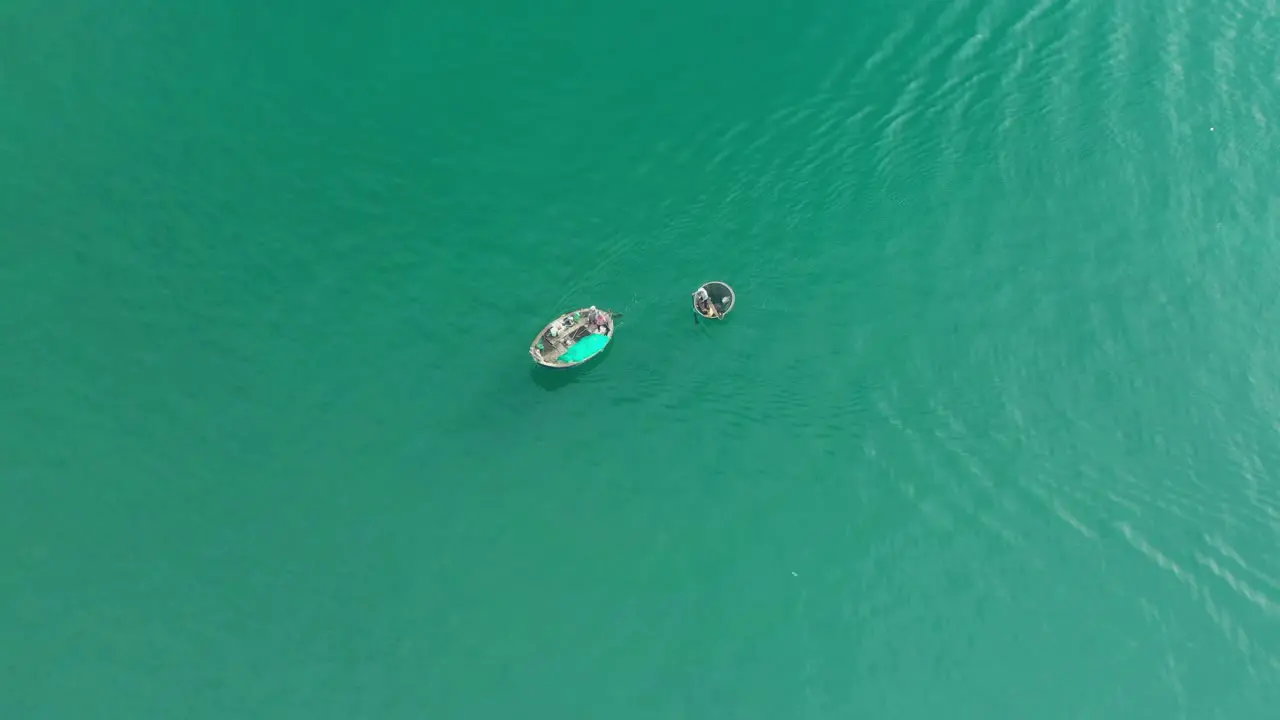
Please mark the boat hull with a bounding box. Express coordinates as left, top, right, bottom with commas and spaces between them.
693, 281, 735, 320
529, 307, 616, 368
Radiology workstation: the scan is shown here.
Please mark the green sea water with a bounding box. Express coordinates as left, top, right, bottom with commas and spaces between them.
4, 0, 1280, 717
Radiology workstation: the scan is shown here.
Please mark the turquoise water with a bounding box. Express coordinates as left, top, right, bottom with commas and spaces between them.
4, 0, 1280, 717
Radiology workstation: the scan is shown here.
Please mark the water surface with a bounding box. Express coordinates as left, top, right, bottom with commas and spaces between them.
4, 0, 1280, 717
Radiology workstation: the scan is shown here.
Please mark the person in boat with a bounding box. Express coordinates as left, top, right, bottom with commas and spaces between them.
694, 287, 718, 318
587, 306, 609, 332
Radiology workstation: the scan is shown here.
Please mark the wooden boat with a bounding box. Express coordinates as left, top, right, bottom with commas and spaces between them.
529, 307, 616, 368
692, 280, 735, 320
